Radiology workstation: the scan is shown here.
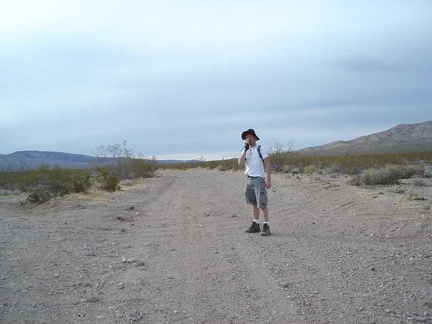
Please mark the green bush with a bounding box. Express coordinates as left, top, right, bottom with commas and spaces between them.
360, 165, 417, 185
27, 187, 52, 203
98, 171, 120, 192
217, 164, 231, 171
72, 175, 93, 193
9, 165, 94, 203
128, 157, 157, 178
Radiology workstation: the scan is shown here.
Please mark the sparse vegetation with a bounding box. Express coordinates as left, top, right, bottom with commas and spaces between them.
1, 139, 431, 203
93, 141, 157, 180
0, 141, 159, 203
360, 165, 419, 185
2, 164, 94, 203
160, 150, 432, 180
267, 141, 295, 172
412, 178, 427, 187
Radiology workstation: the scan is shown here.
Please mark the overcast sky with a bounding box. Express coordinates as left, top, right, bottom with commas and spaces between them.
1, 0, 431, 160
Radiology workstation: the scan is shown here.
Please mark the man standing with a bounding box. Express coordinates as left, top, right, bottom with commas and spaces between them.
238, 129, 272, 236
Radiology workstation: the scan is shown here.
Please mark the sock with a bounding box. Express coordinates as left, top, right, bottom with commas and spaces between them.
263, 222, 268, 225
253, 219, 260, 224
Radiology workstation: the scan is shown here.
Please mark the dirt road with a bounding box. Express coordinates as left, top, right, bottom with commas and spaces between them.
1, 169, 432, 323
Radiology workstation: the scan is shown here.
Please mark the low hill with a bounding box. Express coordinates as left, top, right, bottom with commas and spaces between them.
0, 151, 196, 171
2, 121, 431, 170
0, 151, 97, 171
297, 120, 432, 156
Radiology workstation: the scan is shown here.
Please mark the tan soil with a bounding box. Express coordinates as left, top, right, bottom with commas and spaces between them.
1, 169, 432, 324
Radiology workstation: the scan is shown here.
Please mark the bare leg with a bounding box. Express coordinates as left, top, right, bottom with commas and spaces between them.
253, 204, 260, 220
262, 207, 269, 222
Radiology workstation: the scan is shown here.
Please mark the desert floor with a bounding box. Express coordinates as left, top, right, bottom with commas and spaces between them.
1, 169, 432, 324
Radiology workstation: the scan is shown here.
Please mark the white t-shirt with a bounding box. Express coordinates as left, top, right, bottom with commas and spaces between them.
243, 145, 268, 178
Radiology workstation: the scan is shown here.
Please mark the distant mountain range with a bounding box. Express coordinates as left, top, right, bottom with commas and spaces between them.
0, 151, 194, 171
298, 120, 432, 156
1, 121, 431, 171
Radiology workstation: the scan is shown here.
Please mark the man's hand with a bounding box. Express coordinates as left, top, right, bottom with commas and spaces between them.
265, 181, 272, 189
244, 143, 250, 151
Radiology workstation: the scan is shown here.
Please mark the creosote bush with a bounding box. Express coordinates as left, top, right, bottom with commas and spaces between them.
360, 165, 419, 186
98, 171, 121, 192
93, 141, 157, 183
268, 141, 294, 173
16, 165, 93, 203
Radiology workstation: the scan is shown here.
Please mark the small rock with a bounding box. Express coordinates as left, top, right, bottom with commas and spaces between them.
87, 296, 99, 303
417, 316, 428, 322
122, 257, 135, 263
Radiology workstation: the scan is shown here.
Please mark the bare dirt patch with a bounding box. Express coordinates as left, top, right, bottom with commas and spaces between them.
1, 169, 431, 323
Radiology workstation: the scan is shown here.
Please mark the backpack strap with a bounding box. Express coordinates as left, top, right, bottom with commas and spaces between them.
257, 145, 264, 164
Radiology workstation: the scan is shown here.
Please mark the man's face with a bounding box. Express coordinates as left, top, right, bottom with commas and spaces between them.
245, 134, 256, 146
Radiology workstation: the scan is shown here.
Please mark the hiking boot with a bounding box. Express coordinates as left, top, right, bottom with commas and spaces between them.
245, 221, 261, 233
261, 223, 271, 236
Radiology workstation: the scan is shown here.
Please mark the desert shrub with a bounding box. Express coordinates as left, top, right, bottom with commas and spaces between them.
281, 164, 290, 173
27, 187, 52, 203
423, 165, 432, 178
268, 141, 294, 172
304, 164, 316, 174
217, 164, 231, 171
412, 178, 427, 187
72, 175, 93, 193
0, 171, 22, 191
98, 171, 120, 192
0, 189, 14, 196
14, 165, 93, 202
216, 159, 239, 172
361, 165, 417, 185
348, 175, 362, 186
206, 161, 219, 170
128, 156, 157, 178
93, 141, 157, 180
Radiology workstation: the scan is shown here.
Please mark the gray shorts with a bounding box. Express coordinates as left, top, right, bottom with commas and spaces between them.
245, 176, 268, 208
